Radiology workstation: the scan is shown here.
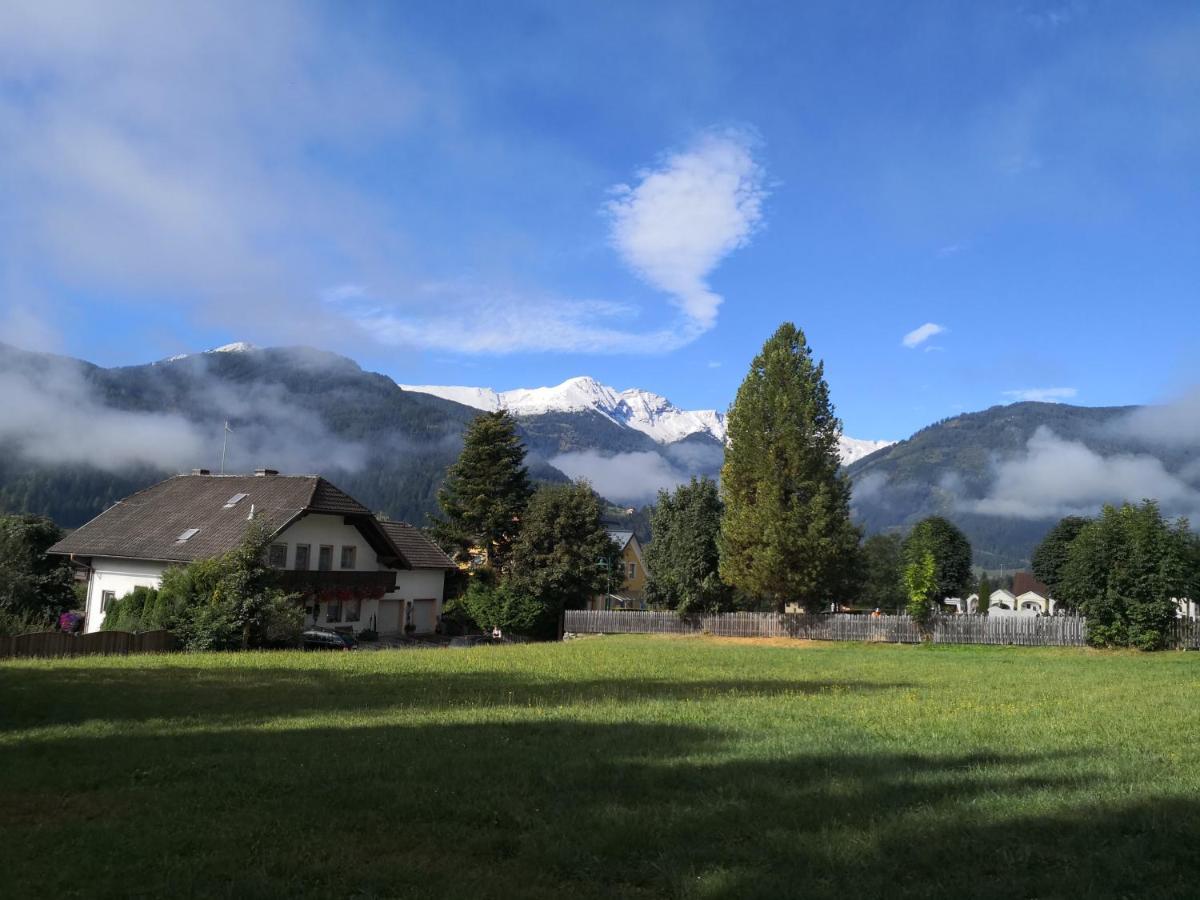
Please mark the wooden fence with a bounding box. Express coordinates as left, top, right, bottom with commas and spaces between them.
1169, 620, 1200, 650
931, 614, 1087, 646
0, 630, 176, 659
564, 610, 1092, 647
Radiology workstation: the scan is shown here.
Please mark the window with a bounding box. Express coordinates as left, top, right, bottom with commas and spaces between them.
325, 600, 342, 623
101, 590, 116, 612
268, 543, 287, 568
175, 528, 200, 543
627, 562, 637, 579
223, 492, 248, 509
340, 545, 357, 569
294, 544, 310, 571
318, 545, 333, 571
344, 596, 361, 622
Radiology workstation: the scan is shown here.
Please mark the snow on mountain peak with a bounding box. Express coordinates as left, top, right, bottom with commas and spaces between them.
207, 341, 258, 354
397, 376, 894, 462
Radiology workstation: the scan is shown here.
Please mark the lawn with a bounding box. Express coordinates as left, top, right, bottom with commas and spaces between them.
3, 636, 1200, 899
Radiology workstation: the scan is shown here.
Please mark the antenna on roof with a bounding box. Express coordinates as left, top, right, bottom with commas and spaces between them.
220, 420, 233, 474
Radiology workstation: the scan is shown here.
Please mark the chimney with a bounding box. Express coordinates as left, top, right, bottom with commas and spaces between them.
192, 468, 211, 475
254, 467, 279, 477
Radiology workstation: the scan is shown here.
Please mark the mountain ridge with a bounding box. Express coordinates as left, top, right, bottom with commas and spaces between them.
399, 377, 893, 465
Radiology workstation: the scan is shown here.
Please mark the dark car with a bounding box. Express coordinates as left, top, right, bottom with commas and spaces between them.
302, 629, 358, 651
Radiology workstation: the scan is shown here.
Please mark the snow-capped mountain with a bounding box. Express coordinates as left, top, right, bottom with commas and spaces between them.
160, 342, 259, 363
398, 376, 893, 464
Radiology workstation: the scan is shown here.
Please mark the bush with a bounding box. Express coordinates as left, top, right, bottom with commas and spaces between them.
0, 607, 53, 637
357, 628, 379, 642
101, 520, 302, 651
1058, 502, 1194, 650
461, 581, 550, 638
102, 585, 165, 632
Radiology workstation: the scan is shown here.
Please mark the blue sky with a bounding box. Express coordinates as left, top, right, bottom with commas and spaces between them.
1, 1, 1197, 441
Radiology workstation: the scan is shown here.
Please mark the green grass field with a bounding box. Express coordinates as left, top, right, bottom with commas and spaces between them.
4, 636, 1200, 899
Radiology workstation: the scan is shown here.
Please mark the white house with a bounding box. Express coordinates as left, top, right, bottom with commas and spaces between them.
49, 469, 455, 635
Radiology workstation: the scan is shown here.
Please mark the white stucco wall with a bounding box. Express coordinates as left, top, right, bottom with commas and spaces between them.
85, 557, 169, 633
274, 514, 376, 571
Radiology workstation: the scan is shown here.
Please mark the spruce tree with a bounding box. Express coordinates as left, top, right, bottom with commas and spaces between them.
434, 411, 532, 570
719, 322, 860, 612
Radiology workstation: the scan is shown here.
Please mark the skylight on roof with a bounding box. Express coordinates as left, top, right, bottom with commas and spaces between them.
176, 528, 200, 543
223, 492, 249, 509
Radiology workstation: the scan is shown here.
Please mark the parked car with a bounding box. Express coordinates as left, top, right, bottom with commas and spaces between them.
449, 634, 512, 649
302, 629, 358, 651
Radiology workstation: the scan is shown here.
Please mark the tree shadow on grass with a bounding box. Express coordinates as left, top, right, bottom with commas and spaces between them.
0, 662, 912, 733
2, 715, 1195, 899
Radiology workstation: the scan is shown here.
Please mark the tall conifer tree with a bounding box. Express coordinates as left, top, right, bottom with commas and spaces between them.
434, 411, 532, 570
719, 323, 860, 611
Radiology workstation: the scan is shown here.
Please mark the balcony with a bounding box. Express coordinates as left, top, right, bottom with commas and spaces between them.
278, 569, 398, 600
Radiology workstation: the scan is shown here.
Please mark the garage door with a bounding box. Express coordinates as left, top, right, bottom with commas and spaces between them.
411, 599, 437, 634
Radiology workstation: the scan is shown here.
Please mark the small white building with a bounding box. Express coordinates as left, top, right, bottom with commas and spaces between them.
49, 469, 455, 635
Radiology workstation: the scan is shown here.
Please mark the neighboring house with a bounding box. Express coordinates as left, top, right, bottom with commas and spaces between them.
944, 595, 978, 615
48, 469, 455, 635
586, 529, 650, 611
987, 587, 1054, 616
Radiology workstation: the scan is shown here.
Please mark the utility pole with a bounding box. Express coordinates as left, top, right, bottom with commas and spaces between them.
220, 421, 233, 474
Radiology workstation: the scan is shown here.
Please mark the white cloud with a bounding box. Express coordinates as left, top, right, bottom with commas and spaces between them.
0, 2, 421, 343
332, 132, 769, 355
0, 349, 368, 474
1113, 388, 1200, 447
605, 130, 766, 332
902, 322, 947, 349
972, 426, 1200, 520
1003, 387, 1079, 403
0, 4, 767, 357
550, 450, 690, 505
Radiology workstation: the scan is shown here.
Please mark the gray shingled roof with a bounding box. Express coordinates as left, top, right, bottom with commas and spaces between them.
379, 521, 456, 570
605, 529, 634, 550
48, 474, 392, 565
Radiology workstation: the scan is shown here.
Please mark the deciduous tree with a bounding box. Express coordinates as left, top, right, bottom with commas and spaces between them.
901, 516, 973, 603
644, 477, 731, 614
1031, 515, 1090, 603
904, 549, 937, 635
0, 514, 75, 622
859, 533, 906, 613
1059, 502, 1192, 650
508, 482, 618, 636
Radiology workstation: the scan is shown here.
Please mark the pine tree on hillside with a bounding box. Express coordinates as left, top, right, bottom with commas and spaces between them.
433, 411, 532, 570
719, 323, 861, 612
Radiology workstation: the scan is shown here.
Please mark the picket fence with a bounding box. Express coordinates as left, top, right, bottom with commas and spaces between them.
0, 630, 176, 659
564, 610, 1093, 647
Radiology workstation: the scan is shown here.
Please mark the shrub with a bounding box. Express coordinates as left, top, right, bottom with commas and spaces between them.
0, 607, 53, 637
1060, 502, 1193, 650
461, 581, 549, 638
102, 585, 165, 632
357, 628, 379, 642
